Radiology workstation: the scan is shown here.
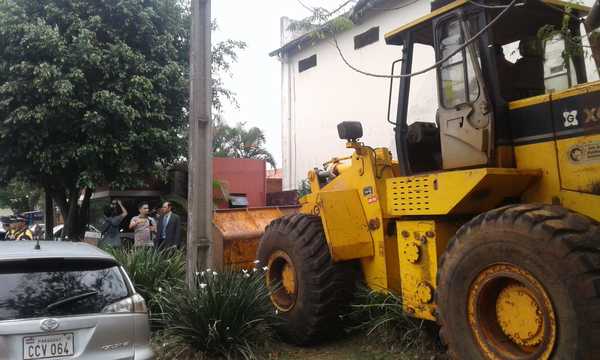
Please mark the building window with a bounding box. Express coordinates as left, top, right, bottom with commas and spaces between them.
298, 54, 317, 73
354, 27, 379, 49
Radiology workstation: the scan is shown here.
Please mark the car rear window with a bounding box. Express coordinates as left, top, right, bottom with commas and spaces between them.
0, 258, 129, 321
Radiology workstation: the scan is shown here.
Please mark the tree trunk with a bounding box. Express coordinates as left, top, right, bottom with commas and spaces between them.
44, 190, 54, 240
51, 190, 67, 225
63, 188, 79, 240
51, 186, 94, 241
77, 187, 93, 239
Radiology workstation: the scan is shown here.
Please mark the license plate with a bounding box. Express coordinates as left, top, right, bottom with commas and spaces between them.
23, 333, 74, 360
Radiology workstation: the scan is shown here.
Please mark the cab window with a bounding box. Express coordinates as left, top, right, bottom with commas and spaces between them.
439, 19, 479, 108
491, 0, 595, 101
543, 34, 580, 93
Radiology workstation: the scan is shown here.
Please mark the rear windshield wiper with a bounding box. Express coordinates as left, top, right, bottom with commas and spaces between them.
44, 291, 99, 311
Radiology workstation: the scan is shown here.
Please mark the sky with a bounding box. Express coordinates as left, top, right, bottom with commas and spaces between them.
211, 1, 345, 168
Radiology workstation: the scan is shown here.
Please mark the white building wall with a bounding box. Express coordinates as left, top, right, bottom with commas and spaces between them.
279, 0, 600, 189
279, 0, 438, 189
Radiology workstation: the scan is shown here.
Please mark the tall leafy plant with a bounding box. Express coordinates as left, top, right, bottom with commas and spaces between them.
104, 246, 185, 326
156, 269, 276, 359
213, 120, 276, 169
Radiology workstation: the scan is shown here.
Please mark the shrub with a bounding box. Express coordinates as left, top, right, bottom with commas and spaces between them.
155, 268, 276, 360
345, 285, 442, 356
104, 246, 185, 323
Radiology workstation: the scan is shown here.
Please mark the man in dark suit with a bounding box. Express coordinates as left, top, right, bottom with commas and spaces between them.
155, 201, 182, 249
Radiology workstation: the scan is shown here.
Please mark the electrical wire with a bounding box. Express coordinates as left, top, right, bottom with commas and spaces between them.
295, 0, 518, 78
297, 0, 318, 13
467, 0, 523, 9
331, 0, 519, 78
539, 0, 584, 23
368, 0, 420, 11
297, 0, 356, 16
329, 0, 358, 15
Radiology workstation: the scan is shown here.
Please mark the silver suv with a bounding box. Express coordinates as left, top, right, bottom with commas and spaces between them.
0, 241, 153, 359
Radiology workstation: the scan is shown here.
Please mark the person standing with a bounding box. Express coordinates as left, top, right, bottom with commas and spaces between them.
0, 220, 8, 240
3, 216, 16, 240
129, 203, 156, 247
13, 216, 33, 240
155, 201, 182, 250
99, 200, 128, 248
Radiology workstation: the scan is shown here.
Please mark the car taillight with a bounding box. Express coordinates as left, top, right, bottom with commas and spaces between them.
131, 294, 148, 313
102, 294, 148, 314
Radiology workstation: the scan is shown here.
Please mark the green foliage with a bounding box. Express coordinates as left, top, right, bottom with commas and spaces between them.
0, 1, 245, 239
537, 5, 588, 68
155, 269, 276, 360
0, 178, 42, 213
0, 0, 192, 237
213, 120, 276, 168
103, 246, 185, 325
345, 285, 442, 356
286, 1, 355, 41
0, 0, 188, 187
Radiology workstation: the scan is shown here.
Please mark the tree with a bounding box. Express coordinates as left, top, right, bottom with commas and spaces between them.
212, 120, 276, 169
0, 0, 189, 238
0, 179, 42, 214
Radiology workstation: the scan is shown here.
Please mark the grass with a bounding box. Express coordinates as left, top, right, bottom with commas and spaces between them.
106, 246, 444, 359
343, 285, 444, 358
264, 332, 442, 360
153, 268, 277, 360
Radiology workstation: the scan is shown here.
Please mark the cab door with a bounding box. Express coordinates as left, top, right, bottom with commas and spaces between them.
435, 16, 493, 169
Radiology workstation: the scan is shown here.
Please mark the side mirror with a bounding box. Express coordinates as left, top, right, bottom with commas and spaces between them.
337, 121, 363, 141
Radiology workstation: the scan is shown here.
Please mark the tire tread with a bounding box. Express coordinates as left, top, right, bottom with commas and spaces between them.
437, 204, 600, 359
257, 213, 355, 345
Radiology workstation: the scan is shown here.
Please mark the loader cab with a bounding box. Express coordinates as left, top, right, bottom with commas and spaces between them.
386, 0, 591, 176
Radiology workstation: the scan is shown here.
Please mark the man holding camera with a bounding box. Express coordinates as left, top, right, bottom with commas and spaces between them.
99, 200, 128, 248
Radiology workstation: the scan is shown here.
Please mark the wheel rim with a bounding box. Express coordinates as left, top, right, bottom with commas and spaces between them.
467, 264, 556, 360
267, 250, 297, 312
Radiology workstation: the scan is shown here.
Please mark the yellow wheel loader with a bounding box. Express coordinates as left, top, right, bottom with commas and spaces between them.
256, 0, 600, 358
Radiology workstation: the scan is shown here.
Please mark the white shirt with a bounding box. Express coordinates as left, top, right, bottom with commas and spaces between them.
161, 212, 171, 239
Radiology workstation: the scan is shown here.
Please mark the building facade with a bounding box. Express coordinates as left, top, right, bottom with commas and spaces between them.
272, 0, 600, 190
272, 0, 438, 190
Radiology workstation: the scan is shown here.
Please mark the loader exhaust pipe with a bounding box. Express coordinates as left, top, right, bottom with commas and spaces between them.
585, 0, 600, 71
586, 0, 600, 31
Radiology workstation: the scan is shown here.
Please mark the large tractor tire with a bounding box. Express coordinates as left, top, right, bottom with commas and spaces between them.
437, 204, 600, 360
257, 213, 355, 345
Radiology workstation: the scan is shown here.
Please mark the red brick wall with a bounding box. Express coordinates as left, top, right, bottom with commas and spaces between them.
266, 178, 283, 194
213, 158, 266, 207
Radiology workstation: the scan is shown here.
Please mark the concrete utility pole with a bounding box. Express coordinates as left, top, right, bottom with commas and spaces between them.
187, 0, 213, 287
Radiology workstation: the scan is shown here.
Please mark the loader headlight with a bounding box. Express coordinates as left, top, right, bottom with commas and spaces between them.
337, 121, 363, 141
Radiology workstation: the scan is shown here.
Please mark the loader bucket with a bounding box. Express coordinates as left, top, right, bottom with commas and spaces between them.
212, 206, 300, 270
